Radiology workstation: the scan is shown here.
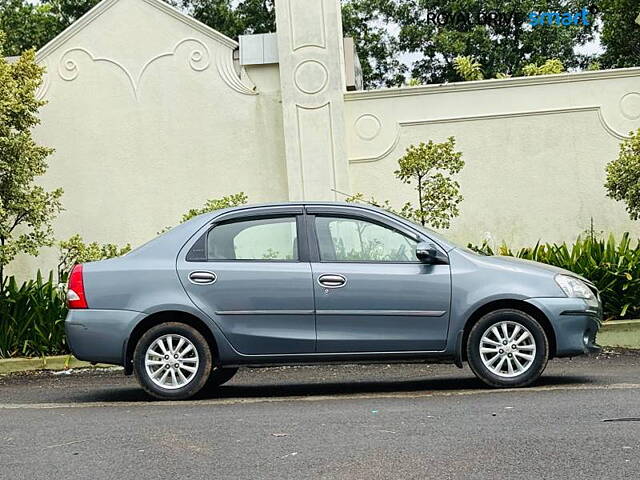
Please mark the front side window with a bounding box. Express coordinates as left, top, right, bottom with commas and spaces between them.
206, 217, 298, 261
315, 216, 418, 262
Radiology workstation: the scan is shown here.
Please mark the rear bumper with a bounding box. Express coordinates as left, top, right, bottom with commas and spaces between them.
525, 297, 602, 357
65, 309, 145, 365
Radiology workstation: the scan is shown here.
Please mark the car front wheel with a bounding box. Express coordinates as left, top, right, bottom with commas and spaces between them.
133, 322, 212, 400
466, 309, 549, 388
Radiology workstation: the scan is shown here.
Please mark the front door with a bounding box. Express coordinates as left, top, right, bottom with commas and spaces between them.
308, 210, 451, 352
177, 210, 315, 355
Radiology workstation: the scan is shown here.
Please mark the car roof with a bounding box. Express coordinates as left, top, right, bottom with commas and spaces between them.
203, 201, 457, 252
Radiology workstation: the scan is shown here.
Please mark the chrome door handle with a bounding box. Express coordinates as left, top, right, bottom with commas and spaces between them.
188, 271, 217, 285
318, 274, 346, 288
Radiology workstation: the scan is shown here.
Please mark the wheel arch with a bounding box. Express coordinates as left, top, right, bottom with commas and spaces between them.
458, 299, 557, 363
123, 310, 220, 375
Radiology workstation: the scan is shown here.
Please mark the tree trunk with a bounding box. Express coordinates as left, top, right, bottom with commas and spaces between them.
417, 175, 425, 226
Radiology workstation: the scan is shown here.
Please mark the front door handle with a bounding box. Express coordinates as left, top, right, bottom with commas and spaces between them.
188, 271, 217, 285
318, 274, 347, 288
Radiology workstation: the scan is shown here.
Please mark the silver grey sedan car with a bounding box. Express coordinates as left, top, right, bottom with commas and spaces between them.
65, 202, 602, 399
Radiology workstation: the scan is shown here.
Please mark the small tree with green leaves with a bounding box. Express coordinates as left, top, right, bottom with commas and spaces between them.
160, 192, 249, 234
58, 235, 131, 283
605, 129, 640, 220
347, 137, 464, 229
395, 137, 464, 228
180, 192, 248, 222
0, 32, 63, 290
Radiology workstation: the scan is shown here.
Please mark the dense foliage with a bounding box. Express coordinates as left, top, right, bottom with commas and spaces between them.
0, 271, 67, 358
0, 33, 62, 289
395, 0, 598, 84
605, 129, 640, 221
58, 234, 131, 283
598, 0, 640, 69
469, 233, 640, 320
2, 1, 637, 87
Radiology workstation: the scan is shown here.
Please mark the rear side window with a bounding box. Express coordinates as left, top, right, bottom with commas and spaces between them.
201, 217, 298, 261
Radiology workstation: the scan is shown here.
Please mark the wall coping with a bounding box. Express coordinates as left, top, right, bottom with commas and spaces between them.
345, 67, 640, 102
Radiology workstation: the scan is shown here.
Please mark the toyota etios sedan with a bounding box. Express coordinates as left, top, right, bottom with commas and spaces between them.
65, 202, 602, 399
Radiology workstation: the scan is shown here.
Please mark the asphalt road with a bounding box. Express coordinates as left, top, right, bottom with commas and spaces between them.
1, 350, 639, 480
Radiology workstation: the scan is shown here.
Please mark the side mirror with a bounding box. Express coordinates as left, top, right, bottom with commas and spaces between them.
416, 242, 439, 264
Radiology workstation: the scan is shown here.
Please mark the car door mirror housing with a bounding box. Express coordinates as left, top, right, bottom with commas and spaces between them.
416, 242, 442, 264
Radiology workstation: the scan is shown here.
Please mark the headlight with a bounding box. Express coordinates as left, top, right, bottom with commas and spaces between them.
555, 274, 595, 300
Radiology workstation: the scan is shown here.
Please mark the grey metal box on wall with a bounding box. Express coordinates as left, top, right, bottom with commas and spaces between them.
239, 33, 279, 65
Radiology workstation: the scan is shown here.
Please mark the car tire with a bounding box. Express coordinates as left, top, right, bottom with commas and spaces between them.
466, 309, 549, 388
133, 322, 212, 400
206, 367, 239, 388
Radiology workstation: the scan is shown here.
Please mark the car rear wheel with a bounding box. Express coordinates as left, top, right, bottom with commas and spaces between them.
134, 322, 212, 400
466, 309, 549, 388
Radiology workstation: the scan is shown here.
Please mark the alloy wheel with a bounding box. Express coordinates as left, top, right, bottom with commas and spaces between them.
479, 321, 537, 378
144, 334, 200, 389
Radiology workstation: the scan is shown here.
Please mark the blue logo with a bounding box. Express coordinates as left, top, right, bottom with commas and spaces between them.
528, 7, 591, 26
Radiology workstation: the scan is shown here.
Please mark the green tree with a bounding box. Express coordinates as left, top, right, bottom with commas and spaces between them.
180, 192, 248, 222
598, 0, 640, 69
341, 0, 406, 88
396, 0, 595, 84
160, 192, 248, 234
0, 0, 57, 55
347, 137, 465, 229
0, 33, 63, 289
604, 129, 640, 220
57, 234, 131, 283
395, 137, 465, 228
0, 0, 99, 56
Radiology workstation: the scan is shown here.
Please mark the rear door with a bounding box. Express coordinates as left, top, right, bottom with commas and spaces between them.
177, 207, 315, 355
307, 206, 451, 352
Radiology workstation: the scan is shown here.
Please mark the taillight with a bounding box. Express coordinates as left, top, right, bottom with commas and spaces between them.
67, 264, 88, 309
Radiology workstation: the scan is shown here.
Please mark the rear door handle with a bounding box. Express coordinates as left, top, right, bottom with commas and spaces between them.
318, 274, 346, 288
188, 271, 217, 285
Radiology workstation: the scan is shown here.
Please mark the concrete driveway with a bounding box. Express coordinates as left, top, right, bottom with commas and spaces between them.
1, 350, 639, 479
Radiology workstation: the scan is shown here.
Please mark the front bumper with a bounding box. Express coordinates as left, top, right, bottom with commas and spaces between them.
65, 309, 146, 365
525, 297, 602, 357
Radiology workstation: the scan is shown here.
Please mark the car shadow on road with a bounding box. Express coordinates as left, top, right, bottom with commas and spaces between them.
75, 374, 594, 403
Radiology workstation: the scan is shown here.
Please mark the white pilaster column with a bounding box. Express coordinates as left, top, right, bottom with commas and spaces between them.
275, 0, 350, 200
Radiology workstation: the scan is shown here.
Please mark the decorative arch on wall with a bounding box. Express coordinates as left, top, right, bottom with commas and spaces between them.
37, 0, 257, 100
345, 69, 640, 164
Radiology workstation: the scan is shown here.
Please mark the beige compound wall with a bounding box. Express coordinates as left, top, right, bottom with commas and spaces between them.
10, 0, 287, 279
344, 69, 640, 248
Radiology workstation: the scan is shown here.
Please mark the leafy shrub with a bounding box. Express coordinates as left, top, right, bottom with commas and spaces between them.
604, 128, 640, 221
469, 233, 640, 320
453, 56, 483, 81
0, 271, 68, 358
522, 59, 565, 76
58, 235, 131, 283
180, 192, 248, 222
160, 192, 249, 234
